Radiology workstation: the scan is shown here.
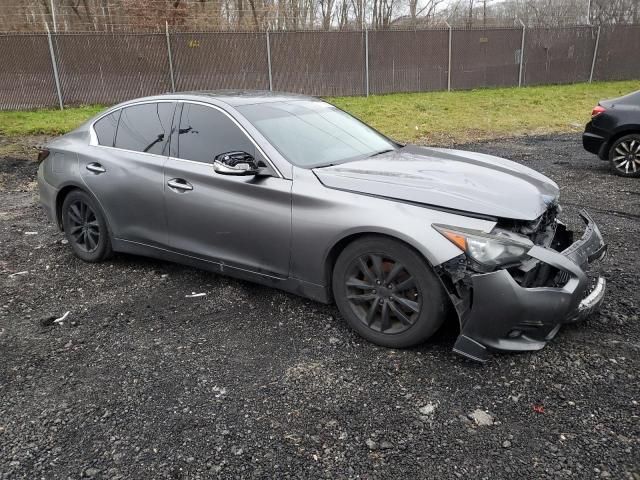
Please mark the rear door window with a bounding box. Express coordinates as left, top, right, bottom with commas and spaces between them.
115, 102, 175, 155
177, 103, 254, 163
93, 110, 121, 147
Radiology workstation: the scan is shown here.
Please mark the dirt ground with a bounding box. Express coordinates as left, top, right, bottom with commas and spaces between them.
0, 133, 638, 479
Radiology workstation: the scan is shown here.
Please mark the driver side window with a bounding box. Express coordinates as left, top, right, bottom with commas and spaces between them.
177, 103, 255, 163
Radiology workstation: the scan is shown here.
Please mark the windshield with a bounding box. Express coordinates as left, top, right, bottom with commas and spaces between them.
236, 100, 396, 168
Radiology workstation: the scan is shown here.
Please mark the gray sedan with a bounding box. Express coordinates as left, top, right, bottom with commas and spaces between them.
37, 91, 607, 362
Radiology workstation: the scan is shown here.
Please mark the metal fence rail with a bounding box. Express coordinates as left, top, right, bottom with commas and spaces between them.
1, 25, 639, 110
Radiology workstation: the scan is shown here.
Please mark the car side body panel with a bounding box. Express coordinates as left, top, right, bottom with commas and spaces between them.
289, 167, 496, 286
164, 157, 293, 278
78, 146, 168, 247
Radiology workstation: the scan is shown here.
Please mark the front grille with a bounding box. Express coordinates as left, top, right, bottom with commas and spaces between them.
510, 261, 563, 288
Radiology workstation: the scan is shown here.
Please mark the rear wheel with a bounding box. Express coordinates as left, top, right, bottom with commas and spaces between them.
332, 236, 447, 348
609, 134, 640, 177
61, 190, 112, 262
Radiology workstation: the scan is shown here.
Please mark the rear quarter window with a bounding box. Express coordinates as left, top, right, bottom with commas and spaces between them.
93, 110, 121, 147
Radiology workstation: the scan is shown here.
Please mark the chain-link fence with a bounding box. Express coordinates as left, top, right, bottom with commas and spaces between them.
522, 26, 596, 85
369, 29, 449, 94
0, 33, 59, 110
1, 25, 639, 110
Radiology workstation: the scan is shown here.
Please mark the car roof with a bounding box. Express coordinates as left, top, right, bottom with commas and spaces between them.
115, 90, 322, 107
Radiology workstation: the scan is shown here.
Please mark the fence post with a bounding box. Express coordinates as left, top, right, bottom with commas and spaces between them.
165, 21, 176, 93
518, 18, 526, 87
266, 30, 273, 91
50, 0, 58, 33
45, 23, 63, 110
589, 25, 601, 83
364, 28, 369, 97
445, 21, 452, 92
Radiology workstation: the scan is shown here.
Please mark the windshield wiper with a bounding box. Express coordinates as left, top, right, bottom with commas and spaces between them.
368, 148, 395, 158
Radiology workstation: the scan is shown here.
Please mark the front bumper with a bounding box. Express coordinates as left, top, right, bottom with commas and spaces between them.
451, 210, 607, 362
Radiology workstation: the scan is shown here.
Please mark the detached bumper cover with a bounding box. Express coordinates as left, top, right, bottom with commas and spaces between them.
453, 210, 607, 362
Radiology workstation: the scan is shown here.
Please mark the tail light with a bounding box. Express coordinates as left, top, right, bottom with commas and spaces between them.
591, 105, 606, 117
37, 149, 50, 162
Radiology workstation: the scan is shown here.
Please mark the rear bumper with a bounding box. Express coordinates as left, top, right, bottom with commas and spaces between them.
37, 161, 59, 226
583, 121, 609, 159
452, 210, 607, 362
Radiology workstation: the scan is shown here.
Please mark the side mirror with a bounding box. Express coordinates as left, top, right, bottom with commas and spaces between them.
213, 151, 260, 176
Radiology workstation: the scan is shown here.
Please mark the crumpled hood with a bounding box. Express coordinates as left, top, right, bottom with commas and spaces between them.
312, 145, 560, 221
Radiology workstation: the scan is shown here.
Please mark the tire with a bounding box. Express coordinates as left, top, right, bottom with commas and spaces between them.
332, 236, 447, 348
609, 133, 640, 178
61, 189, 112, 262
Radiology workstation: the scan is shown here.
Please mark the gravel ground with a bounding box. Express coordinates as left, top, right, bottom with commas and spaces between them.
1, 133, 638, 479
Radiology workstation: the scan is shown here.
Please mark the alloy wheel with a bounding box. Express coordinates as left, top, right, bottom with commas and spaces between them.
345, 253, 421, 334
67, 200, 100, 252
612, 139, 640, 175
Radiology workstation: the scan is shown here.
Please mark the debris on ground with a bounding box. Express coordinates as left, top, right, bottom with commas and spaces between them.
8, 270, 28, 277
468, 409, 495, 426
53, 311, 70, 324
419, 402, 436, 415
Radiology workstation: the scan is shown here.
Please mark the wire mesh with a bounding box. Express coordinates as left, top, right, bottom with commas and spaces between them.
593, 25, 640, 82
53, 33, 171, 106
171, 32, 269, 91
0, 26, 638, 110
522, 26, 595, 86
450, 27, 522, 90
0, 33, 59, 110
269, 31, 365, 96
368, 29, 449, 94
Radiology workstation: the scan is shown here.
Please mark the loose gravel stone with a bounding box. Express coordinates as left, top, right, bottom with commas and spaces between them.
419, 403, 436, 415
365, 439, 378, 451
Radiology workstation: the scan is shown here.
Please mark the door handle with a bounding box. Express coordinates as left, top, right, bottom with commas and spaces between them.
167, 178, 193, 191
86, 162, 106, 174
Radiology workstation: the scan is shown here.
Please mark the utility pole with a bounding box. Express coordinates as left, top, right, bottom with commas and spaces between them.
587, 0, 592, 24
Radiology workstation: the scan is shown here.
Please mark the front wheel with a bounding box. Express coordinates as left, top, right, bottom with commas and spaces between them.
609, 134, 640, 177
332, 236, 447, 348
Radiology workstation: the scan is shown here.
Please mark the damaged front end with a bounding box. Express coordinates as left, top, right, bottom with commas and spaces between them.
435, 207, 607, 363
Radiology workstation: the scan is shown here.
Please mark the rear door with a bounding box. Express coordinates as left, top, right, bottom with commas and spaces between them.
80, 101, 176, 247
163, 102, 292, 277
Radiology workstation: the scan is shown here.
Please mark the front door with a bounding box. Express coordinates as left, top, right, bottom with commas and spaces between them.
164, 102, 292, 278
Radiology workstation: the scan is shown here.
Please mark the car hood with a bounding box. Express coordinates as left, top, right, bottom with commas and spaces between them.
312, 145, 559, 220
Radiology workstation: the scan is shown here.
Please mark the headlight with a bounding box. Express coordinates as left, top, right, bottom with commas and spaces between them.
433, 224, 533, 269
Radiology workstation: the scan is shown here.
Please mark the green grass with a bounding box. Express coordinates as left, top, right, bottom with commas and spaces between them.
0, 80, 638, 143
0, 105, 104, 136
328, 80, 640, 144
